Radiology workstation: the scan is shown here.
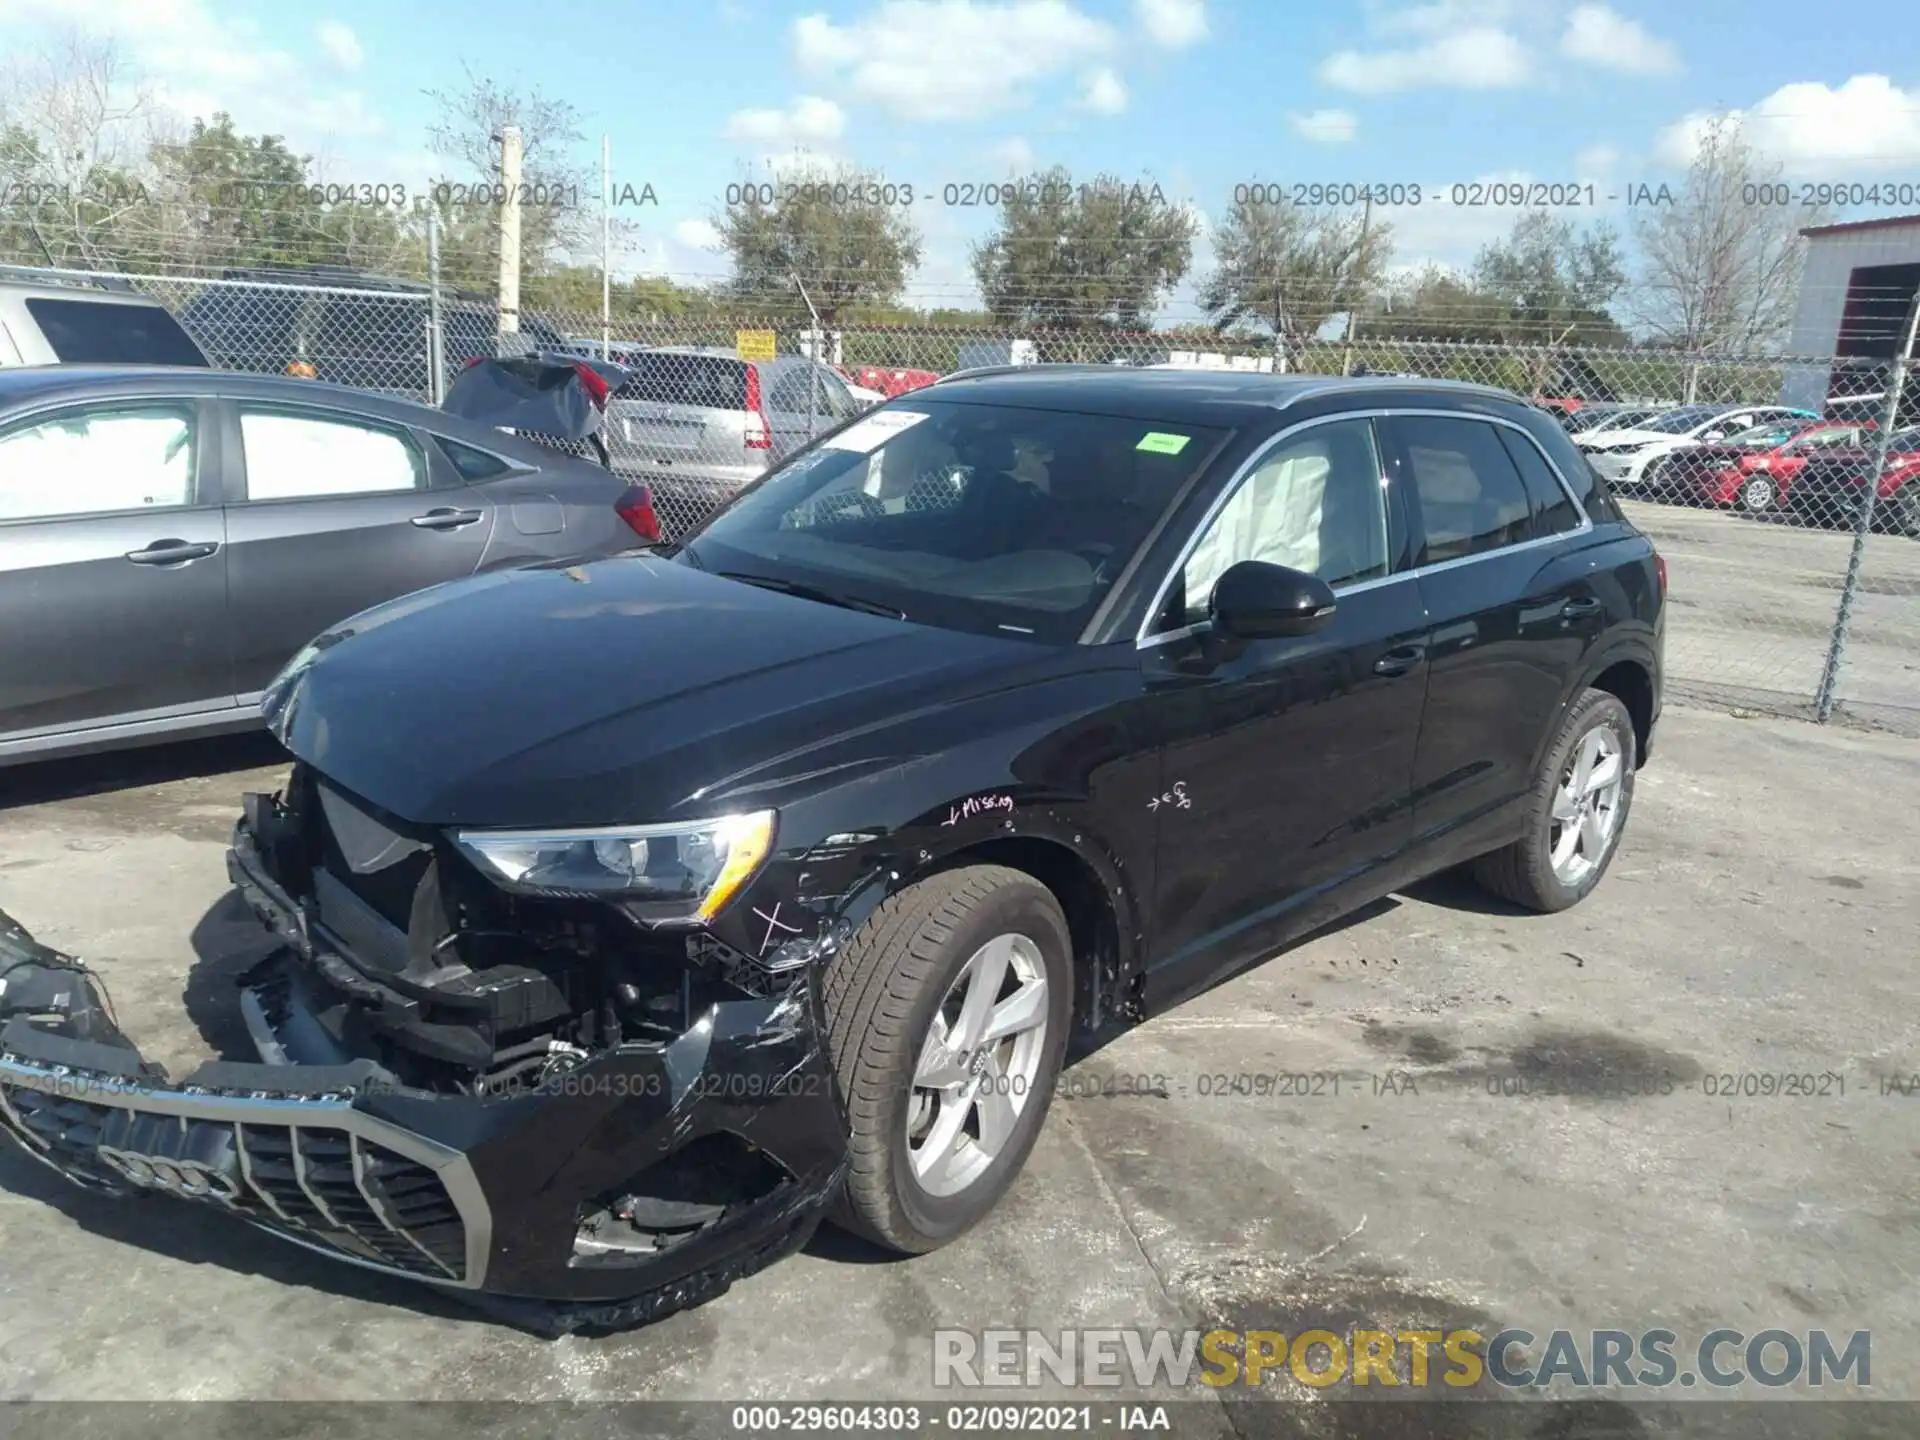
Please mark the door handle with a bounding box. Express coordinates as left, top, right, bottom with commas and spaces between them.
125, 539, 218, 566
1560, 597, 1603, 619
410, 508, 483, 530
1372, 644, 1427, 677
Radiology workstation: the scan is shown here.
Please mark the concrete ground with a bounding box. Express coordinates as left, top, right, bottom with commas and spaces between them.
1621, 498, 1920, 729
0, 705, 1915, 1424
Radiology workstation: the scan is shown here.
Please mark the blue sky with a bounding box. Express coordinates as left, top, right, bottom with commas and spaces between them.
4, 0, 1918, 313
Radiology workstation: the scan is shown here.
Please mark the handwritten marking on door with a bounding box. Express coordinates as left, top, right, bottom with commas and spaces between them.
1148, 782, 1192, 812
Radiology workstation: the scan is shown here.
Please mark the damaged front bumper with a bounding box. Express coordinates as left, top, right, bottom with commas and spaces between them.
0, 816, 850, 1333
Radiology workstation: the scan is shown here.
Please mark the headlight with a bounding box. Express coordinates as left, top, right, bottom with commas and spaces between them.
452, 810, 776, 924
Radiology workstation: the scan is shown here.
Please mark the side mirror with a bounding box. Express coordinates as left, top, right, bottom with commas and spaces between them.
1210, 560, 1337, 640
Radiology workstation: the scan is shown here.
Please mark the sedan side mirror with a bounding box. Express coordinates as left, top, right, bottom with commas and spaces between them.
1210, 560, 1337, 639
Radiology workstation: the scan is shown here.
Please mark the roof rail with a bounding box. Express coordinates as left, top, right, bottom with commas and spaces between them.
0, 265, 139, 294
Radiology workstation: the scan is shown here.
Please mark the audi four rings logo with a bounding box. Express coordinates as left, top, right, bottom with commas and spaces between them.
95, 1145, 243, 1203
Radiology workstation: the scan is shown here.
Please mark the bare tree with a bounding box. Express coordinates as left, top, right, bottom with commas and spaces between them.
0, 28, 159, 267
1198, 194, 1392, 366
1630, 115, 1824, 354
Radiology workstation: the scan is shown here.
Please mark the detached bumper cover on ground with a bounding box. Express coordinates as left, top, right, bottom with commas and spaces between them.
0, 858, 850, 1333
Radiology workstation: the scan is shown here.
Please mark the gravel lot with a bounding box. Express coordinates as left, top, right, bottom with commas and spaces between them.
1622, 498, 1920, 729
1, 699, 1915, 1428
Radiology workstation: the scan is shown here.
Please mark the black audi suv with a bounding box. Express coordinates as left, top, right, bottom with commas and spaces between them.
0, 367, 1664, 1332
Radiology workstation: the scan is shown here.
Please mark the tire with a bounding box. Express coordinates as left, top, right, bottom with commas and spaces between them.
822, 864, 1072, 1253
1890, 484, 1920, 540
1737, 474, 1776, 513
1472, 689, 1637, 913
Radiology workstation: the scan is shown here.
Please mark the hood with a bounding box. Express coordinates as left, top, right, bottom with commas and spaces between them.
265, 556, 1037, 827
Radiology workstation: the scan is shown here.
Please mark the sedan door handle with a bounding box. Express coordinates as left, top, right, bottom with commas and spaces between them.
1373, 644, 1427, 677
1560, 597, 1604, 619
410, 507, 483, 530
125, 539, 219, 566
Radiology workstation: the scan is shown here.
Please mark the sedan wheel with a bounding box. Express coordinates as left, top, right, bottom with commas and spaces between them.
823, 864, 1071, 1252
1738, 474, 1776, 512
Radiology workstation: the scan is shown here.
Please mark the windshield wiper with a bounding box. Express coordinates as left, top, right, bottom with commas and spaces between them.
718, 572, 905, 620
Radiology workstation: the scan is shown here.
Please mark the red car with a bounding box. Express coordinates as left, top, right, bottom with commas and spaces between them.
1657, 420, 1877, 512
1784, 428, 1920, 536
840, 364, 940, 398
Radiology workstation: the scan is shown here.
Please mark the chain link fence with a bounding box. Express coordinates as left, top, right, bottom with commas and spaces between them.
12, 266, 1918, 732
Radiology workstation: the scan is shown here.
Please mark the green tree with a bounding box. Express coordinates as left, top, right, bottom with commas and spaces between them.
714, 161, 922, 323
971, 167, 1194, 329
1469, 210, 1628, 347
1198, 193, 1393, 363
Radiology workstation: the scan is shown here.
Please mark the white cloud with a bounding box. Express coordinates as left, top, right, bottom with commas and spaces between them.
1559, 4, 1678, 77
673, 218, 723, 250
722, 95, 847, 145
1656, 75, 1920, 174
1289, 108, 1357, 143
1575, 142, 1621, 177
989, 136, 1036, 172
1134, 0, 1207, 48
793, 0, 1118, 122
1319, 25, 1528, 93
0, 0, 387, 149
314, 20, 363, 72
1385, 167, 1536, 269
1079, 67, 1127, 115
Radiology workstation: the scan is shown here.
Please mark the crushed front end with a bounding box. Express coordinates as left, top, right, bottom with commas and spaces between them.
0, 764, 848, 1334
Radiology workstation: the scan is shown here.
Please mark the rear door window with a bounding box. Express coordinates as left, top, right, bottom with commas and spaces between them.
619, 353, 748, 409
237, 409, 426, 501
1496, 426, 1583, 535
1393, 415, 1537, 564
24, 298, 208, 366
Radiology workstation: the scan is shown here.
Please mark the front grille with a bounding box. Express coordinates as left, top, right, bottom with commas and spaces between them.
2, 1084, 468, 1281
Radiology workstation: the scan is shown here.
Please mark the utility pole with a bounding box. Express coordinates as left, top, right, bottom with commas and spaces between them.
1341, 192, 1372, 377
497, 124, 522, 340
793, 272, 823, 439
427, 207, 445, 403
601, 134, 612, 361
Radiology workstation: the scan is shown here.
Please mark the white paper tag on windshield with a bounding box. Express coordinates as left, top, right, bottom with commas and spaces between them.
822, 409, 930, 453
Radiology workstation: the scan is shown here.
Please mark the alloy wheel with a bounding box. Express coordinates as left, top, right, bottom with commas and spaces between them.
1549, 725, 1626, 886
1740, 475, 1775, 512
905, 933, 1050, 1199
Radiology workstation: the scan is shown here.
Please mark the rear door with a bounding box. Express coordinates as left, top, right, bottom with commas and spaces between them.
0, 398, 233, 747
1382, 411, 1603, 853
219, 400, 496, 698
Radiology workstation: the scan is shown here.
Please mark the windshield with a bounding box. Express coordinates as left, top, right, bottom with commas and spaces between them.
682, 399, 1228, 642
1586, 408, 1657, 432
1639, 406, 1726, 434
1723, 423, 1802, 448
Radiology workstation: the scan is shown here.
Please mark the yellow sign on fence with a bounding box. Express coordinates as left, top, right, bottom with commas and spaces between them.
736, 329, 777, 362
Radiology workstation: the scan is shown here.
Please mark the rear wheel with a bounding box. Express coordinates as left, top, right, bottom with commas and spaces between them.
1472, 689, 1636, 913
823, 865, 1071, 1253
1890, 484, 1920, 539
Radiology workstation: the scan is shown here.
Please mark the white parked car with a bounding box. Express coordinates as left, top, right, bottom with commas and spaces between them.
1577, 404, 1815, 489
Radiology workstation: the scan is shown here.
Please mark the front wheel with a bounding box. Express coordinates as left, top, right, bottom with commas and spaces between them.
1472, 689, 1636, 913
823, 865, 1072, 1253
1738, 474, 1777, 513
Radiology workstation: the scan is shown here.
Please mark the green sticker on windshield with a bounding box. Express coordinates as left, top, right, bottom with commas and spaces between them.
1136, 431, 1191, 455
